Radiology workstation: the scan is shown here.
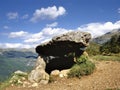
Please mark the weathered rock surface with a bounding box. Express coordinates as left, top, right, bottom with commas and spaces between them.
28, 56, 49, 84
36, 31, 91, 56
50, 70, 60, 76
35, 31, 91, 74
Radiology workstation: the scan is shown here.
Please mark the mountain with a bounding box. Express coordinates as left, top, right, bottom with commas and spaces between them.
0, 48, 37, 82
92, 28, 120, 44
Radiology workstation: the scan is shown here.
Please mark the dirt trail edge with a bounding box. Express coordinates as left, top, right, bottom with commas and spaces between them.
6, 61, 120, 90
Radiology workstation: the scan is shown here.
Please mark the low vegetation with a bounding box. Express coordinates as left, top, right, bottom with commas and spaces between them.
68, 55, 95, 78
0, 71, 28, 90
91, 54, 120, 61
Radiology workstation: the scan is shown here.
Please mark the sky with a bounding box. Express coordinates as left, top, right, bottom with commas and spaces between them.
0, 0, 120, 48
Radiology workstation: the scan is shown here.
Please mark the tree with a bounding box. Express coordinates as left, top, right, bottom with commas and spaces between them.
100, 34, 120, 54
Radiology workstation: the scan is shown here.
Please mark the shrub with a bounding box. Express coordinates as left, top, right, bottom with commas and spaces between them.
76, 54, 88, 64
68, 55, 95, 78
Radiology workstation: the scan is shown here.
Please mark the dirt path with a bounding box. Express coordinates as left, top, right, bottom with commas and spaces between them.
5, 61, 120, 90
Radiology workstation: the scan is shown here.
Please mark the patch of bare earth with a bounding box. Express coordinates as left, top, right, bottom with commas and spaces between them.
5, 61, 120, 90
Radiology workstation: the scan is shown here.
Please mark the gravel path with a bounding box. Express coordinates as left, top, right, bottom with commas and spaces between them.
5, 61, 120, 90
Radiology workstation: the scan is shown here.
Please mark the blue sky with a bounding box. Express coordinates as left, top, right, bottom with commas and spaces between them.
0, 0, 120, 48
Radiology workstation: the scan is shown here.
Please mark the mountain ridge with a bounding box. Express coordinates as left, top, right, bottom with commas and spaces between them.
92, 28, 120, 44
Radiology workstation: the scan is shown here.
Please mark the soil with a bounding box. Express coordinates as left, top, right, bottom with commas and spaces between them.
5, 61, 120, 90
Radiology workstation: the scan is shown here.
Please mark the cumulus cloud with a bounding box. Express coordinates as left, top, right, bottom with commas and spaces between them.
46, 22, 58, 27
24, 27, 72, 43
78, 20, 120, 37
7, 12, 18, 19
30, 6, 66, 22
9, 31, 28, 38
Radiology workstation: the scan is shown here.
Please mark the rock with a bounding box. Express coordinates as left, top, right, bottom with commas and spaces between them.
14, 70, 28, 76
59, 69, 70, 78
23, 81, 30, 87
28, 57, 49, 84
40, 80, 49, 84
29, 31, 91, 84
35, 56, 46, 70
35, 31, 91, 74
36, 31, 91, 56
17, 79, 23, 84
31, 83, 38, 87
50, 70, 60, 76
28, 69, 49, 84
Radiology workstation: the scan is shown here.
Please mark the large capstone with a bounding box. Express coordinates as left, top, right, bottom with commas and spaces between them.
35, 31, 91, 74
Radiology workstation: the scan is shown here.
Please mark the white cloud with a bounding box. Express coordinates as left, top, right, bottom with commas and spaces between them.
118, 8, 120, 13
3, 25, 9, 29
46, 22, 58, 27
22, 14, 29, 19
24, 27, 72, 43
30, 6, 66, 22
2, 20, 120, 49
9, 31, 28, 38
24, 32, 43, 43
78, 20, 120, 37
0, 43, 35, 49
7, 12, 18, 19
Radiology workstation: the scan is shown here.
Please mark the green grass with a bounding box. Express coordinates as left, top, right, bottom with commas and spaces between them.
91, 54, 120, 61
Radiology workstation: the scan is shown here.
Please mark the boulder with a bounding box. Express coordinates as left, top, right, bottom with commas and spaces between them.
35, 56, 46, 70
14, 70, 28, 76
28, 56, 49, 84
50, 70, 60, 76
36, 31, 91, 56
35, 31, 91, 74
28, 69, 49, 84
59, 69, 70, 78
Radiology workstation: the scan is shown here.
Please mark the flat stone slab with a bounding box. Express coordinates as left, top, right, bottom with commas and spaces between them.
36, 31, 91, 56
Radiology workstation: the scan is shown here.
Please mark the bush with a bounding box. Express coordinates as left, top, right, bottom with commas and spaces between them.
68, 55, 95, 78
76, 54, 88, 64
